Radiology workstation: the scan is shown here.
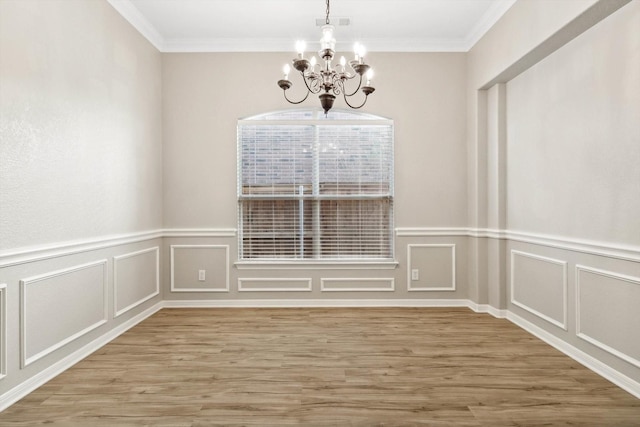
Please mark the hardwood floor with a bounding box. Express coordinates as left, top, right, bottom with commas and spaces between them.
1, 307, 639, 426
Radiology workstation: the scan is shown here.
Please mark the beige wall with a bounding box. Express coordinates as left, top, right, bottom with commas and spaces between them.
0, 0, 163, 406
467, 0, 640, 387
0, 0, 163, 250
504, 1, 640, 383
161, 52, 470, 303
462, 0, 606, 306
507, 1, 640, 245
161, 52, 468, 229
466, 0, 599, 230
468, 0, 599, 90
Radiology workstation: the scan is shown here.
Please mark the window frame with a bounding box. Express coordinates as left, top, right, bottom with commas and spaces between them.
237, 108, 395, 264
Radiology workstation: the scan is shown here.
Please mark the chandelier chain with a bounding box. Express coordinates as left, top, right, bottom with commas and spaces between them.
325, 0, 330, 25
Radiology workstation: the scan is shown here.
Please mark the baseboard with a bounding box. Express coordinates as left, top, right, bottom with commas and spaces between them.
162, 299, 474, 309
507, 311, 640, 399
471, 303, 508, 318
0, 302, 163, 412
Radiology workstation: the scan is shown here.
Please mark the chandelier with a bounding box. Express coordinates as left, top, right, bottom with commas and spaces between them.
277, 0, 375, 114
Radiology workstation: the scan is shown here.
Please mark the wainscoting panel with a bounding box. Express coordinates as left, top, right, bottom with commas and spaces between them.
0, 283, 6, 380
407, 244, 456, 291
510, 250, 567, 330
113, 247, 160, 317
238, 278, 312, 292
321, 278, 395, 292
576, 265, 640, 368
170, 245, 229, 292
20, 260, 108, 367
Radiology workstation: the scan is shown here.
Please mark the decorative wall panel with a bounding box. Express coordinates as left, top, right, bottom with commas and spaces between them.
321, 278, 395, 292
510, 250, 567, 330
407, 244, 456, 291
0, 283, 6, 379
113, 247, 160, 317
20, 260, 108, 367
576, 265, 640, 368
170, 245, 229, 292
238, 278, 312, 292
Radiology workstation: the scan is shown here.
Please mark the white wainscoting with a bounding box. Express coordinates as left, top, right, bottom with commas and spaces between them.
510, 250, 567, 330
20, 260, 108, 368
407, 244, 456, 291
321, 278, 395, 292
238, 278, 312, 292
0, 284, 6, 380
170, 245, 229, 292
396, 227, 640, 263
0, 230, 163, 268
1, 227, 639, 410
576, 265, 640, 369
113, 247, 160, 318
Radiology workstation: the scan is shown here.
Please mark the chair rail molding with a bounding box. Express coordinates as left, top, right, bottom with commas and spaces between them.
395, 227, 640, 262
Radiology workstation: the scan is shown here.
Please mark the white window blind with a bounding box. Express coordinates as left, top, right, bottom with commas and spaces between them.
238, 109, 394, 260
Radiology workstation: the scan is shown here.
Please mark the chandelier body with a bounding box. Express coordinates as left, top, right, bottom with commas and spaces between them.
277, 1, 375, 114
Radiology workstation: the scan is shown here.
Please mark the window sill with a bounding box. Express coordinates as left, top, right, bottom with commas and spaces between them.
234, 260, 399, 270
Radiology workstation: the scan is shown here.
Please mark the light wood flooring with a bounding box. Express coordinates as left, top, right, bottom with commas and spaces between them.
1, 307, 639, 426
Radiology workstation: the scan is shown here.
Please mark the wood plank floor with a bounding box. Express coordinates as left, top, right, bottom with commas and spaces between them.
1, 307, 639, 426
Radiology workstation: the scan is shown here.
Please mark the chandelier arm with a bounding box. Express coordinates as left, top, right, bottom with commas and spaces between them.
282, 88, 311, 105
343, 74, 363, 97
301, 73, 322, 94
342, 91, 369, 109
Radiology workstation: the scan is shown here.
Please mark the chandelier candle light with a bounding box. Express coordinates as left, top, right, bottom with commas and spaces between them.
277, 0, 375, 114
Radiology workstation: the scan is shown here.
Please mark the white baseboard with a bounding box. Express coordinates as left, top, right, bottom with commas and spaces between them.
0, 302, 163, 412
471, 303, 508, 318
162, 299, 474, 309
507, 311, 640, 399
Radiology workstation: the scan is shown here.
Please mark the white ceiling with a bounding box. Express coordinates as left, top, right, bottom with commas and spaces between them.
107, 0, 516, 52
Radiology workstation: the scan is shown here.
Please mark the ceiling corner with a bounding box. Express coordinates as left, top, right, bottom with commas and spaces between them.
463, 0, 517, 51
107, 0, 166, 51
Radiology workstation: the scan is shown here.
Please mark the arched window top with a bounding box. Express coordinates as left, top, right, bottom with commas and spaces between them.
241, 107, 389, 121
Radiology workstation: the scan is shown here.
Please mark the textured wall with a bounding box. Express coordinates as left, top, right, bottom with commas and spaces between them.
0, 0, 163, 251
0, 0, 164, 404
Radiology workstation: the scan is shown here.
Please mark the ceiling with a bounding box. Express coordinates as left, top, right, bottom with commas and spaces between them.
107, 0, 516, 52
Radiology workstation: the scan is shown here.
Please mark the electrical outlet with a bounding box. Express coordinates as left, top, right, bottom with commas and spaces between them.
198, 270, 206, 281
411, 269, 419, 281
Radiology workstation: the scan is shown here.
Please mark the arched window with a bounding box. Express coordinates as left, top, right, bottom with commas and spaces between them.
237, 108, 394, 260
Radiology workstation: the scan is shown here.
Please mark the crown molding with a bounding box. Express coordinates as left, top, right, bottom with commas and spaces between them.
107, 0, 165, 51
107, 0, 516, 53
465, 0, 517, 50
161, 38, 474, 53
